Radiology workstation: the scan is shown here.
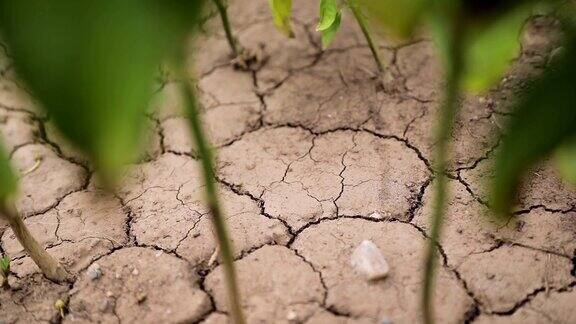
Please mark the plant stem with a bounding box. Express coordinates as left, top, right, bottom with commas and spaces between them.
212, 0, 239, 57
347, 0, 385, 73
177, 75, 245, 324
422, 13, 464, 324
0, 203, 69, 282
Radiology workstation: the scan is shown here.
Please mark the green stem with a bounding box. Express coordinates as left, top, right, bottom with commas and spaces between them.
422, 13, 464, 324
177, 75, 245, 324
212, 0, 239, 57
347, 1, 385, 73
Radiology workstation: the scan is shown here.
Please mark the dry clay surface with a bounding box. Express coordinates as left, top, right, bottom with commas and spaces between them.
1, 2, 576, 323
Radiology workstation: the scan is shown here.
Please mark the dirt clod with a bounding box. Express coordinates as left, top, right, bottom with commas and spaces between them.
66, 247, 211, 323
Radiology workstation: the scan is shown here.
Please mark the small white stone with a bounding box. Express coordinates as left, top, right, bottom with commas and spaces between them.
369, 211, 383, 219
87, 263, 102, 280
286, 310, 298, 321
380, 317, 394, 324
132, 268, 139, 276
246, 161, 256, 170
155, 250, 163, 258
350, 240, 389, 281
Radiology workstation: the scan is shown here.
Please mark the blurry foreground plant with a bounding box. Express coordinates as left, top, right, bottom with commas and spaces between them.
358, 0, 573, 323
0, 1, 245, 323
491, 34, 576, 213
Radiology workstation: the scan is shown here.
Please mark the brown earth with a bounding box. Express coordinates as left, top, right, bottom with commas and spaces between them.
1, 1, 575, 323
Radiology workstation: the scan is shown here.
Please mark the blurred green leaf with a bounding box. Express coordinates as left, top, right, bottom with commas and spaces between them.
462, 6, 531, 93
321, 10, 342, 49
0, 142, 16, 206
356, 0, 429, 38
0, 255, 9, 274
0, 0, 203, 187
317, 0, 339, 31
555, 135, 576, 184
491, 42, 576, 216
268, 0, 294, 38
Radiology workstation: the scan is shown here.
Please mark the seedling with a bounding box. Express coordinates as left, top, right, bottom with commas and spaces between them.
318, 0, 385, 72
212, 0, 240, 57
176, 70, 246, 324
269, 0, 388, 84
356, 1, 574, 323
211, 0, 259, 70
269, 0, 295, 38
0, 202, 70, 282
0, 255, 10, 287
0, 255, 9, 273
0, 142, 69, 282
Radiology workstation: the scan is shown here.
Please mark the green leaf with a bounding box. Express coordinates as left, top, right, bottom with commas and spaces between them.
317, 0, 339, 31
0, 255, 10, 274
462, 7, 531, 93
0, 0, 203, 187
0, 141, 17, 206
490, 42, 576, 216
268, 0, 294, 38
321, 11, 342, 50
555, 135, 576, 185
356, 0, 429, 38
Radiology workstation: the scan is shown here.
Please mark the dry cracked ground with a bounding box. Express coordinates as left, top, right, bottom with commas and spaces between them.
1, 2, 575, 324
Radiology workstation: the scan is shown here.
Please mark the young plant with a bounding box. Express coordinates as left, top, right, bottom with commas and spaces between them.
316, 0, 386, 72
269, 0, 295, 38
1, 254, 11, 287
210, 0, 259, 70
269, 0, 386, 81
212, 0, 241, 57
316, 0, 342, 50
0, 1, 245, 322
357, 0, 560, 322
0, 143, 69, 282
177, 75, 246, 324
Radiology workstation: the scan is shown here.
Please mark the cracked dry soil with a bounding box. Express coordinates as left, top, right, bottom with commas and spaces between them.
1, 2, 576, 323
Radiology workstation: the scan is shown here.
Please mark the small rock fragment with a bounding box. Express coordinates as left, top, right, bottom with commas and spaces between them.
246, 161, 256, 170
286, 310, 298, 322
137, 292, 147, 304
132, 268, 139, 276
369, 212, 383, 219
350, 240, 390, 281
86, 263, 102, 280
99, 299, 115, 313
380, 317, 394, 324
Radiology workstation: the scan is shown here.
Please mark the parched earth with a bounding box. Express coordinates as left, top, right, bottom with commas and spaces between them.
1, 1, 575, 323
